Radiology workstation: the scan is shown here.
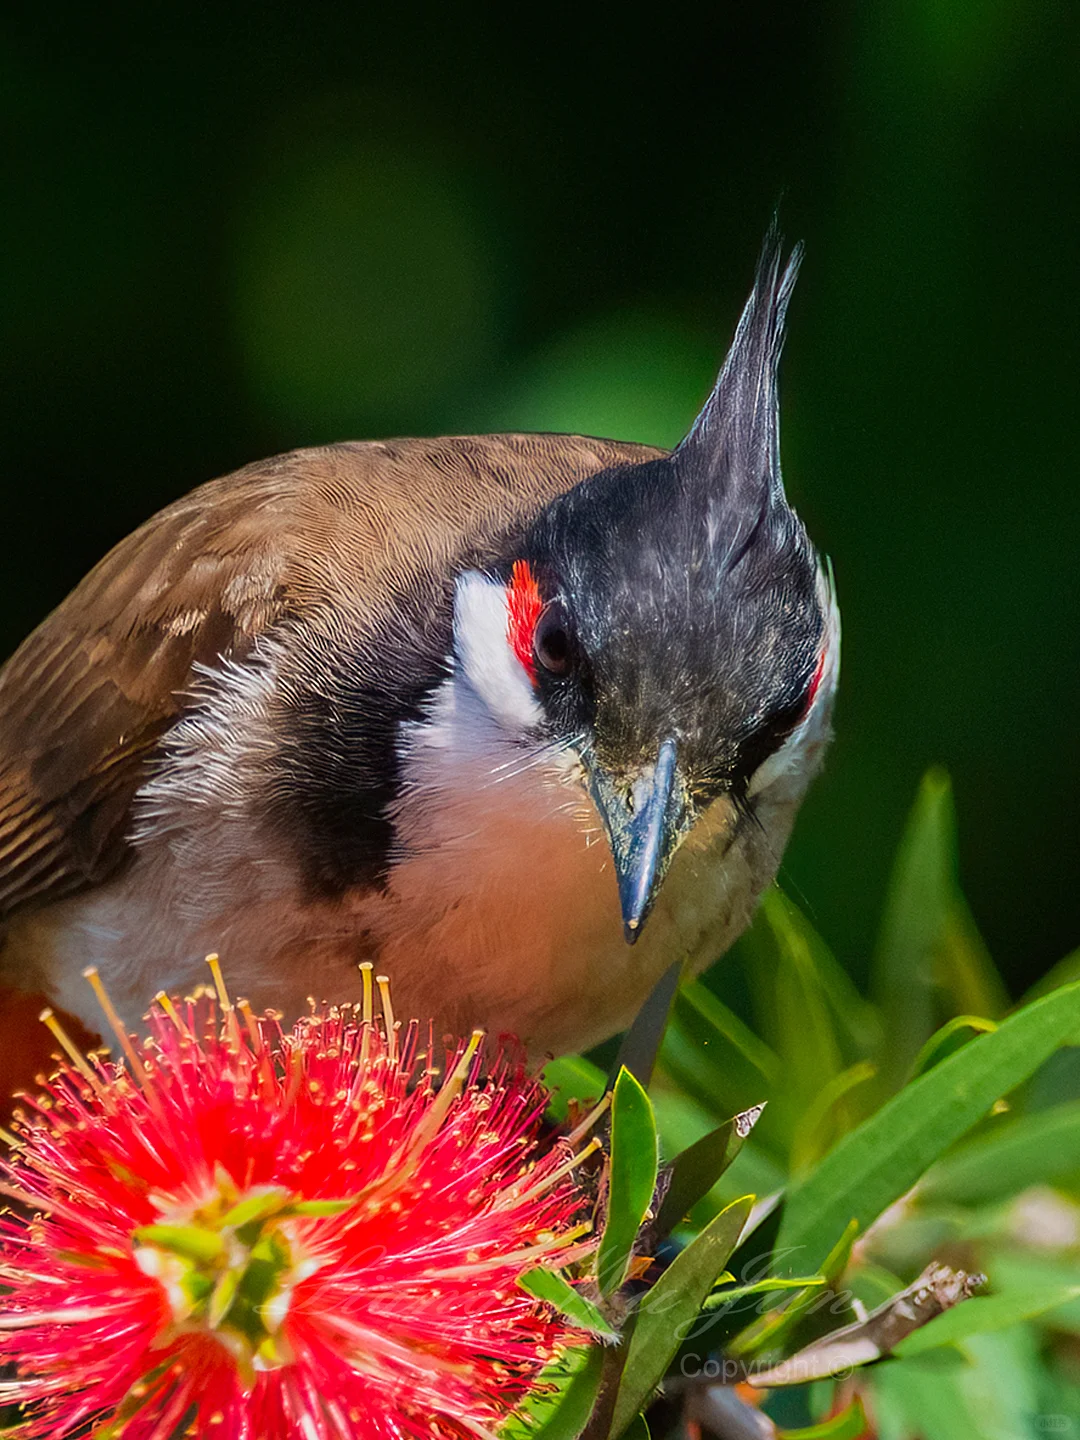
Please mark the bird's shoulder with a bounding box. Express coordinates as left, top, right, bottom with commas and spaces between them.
0, 433, 661, 922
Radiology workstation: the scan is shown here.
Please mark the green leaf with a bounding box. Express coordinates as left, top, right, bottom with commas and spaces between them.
728, 1219, 858, 1359
676, 1144, 787, 1232
543, 1056, 606, 1125
873, 1329, 1041, 1440
894, 1284, 1080, 1358
776, 980, 1080, 1276
755, 889, 846, 1102
790, 1060, 877, 1174
703, 1274, 826, 1311
935, 897, 1009, 1021
777, 1397, 868, 1440
597, 1067, 658, 1297
660, 980, 780, 1120
871, 766, 957, 1089
283, 1198, 355, 1218
1022, 944, 1080, 1006
655, 1104, 763, 1236
754, 890, 882, 1060
609, 1195, 754, 1436
980, 1253, 1080, 1333
719, 1194, 785, 1315
132, 1224, 225, 1263
501, 1345, 605, 1440
207, 1266, 240, 1329
920, 1098, 1080, 1203
906, 1014, 996, 1081
219, 1187, 291, 1230
518, 1267, 618, 1341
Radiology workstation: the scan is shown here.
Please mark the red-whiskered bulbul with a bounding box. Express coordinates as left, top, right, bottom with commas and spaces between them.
0, 227, 838, 1074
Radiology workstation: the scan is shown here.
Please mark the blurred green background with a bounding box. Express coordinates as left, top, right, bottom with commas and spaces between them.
1, 2, 1077, 996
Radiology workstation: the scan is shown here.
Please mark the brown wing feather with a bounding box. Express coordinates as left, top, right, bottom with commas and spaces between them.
0, 457, 298, 919
0, 432, 661, 923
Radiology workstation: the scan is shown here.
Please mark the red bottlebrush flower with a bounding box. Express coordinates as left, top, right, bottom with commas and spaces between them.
0, 961, 598, 1440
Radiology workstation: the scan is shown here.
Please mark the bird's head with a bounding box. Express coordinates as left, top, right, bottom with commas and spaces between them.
450, 227, 838, 940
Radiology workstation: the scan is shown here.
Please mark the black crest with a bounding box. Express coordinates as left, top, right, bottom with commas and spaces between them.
675, 218, 803, 548
518, 222, 825, 792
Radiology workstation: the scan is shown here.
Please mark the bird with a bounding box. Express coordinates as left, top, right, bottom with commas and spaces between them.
0, 226, 838, 1084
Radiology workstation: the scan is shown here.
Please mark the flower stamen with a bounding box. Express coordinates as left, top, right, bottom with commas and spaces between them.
37, 1008, 106, 1098
0, 966, 597, 1439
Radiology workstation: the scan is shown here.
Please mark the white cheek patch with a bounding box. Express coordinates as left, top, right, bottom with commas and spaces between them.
452, 571, 544, 733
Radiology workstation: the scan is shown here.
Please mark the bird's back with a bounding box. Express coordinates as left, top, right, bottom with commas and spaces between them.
0, 434, 661, 998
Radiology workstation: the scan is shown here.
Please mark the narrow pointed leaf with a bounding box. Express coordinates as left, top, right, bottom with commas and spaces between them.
871, 767, 956, 1089
502, 1345, 606, 1440
729, 1220, 857, 1359
132, 1225, 225, 1264
790, 1061, 877, 1174
518, 1267, 618, 1341
610, 959, 682, 1089
935, 898, 1009, 1020
597, 1067, 658, 1297
703, 1274, 825, 1311
720, 1193, 785, 1305
906, 1015, 996, 1082
777, 981, 1080, 1276
757, 888, 845, 1106
752, 889, 882, 1060
655, 1104, 764, 1236
610, 1194, 754, 1436
219, 1188, 291, 1230
920, 1097, 1080, 1203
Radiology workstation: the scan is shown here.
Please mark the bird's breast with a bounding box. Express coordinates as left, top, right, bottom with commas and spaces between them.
374, 675, 778, 1056
6, 672, 805, 1062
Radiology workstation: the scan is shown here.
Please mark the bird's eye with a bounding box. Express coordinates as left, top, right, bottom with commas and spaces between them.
534, 604, 572, 676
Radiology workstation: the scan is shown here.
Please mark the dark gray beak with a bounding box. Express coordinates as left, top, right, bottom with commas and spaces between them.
586, 738, 692, 943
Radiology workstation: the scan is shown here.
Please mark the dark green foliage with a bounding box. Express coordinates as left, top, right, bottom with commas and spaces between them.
522, 771, 1080, 1438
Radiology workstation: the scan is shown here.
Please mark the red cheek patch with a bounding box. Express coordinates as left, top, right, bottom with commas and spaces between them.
507, 560, 543, 683
806, 645, 828, 709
